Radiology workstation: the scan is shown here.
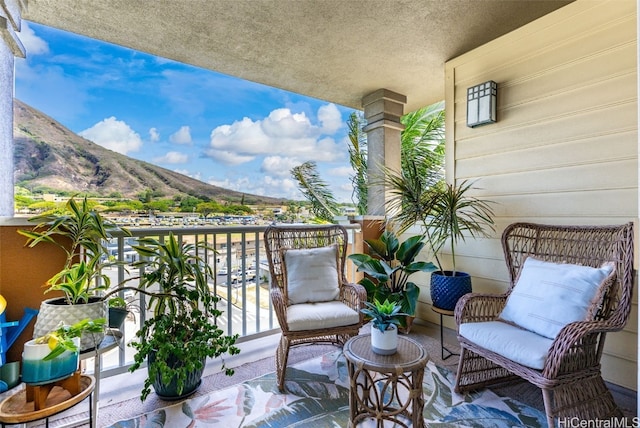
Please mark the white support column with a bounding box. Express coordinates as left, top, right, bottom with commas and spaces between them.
0, 1, 25, 218
362, 89, 406, 216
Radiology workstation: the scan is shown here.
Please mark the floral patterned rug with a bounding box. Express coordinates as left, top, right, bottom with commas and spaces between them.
107, 351, 546, 427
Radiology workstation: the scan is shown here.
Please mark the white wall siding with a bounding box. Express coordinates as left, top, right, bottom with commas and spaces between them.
436, 0, 638, 390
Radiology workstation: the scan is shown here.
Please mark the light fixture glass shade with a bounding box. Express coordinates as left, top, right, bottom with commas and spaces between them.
466, 81, 497, 128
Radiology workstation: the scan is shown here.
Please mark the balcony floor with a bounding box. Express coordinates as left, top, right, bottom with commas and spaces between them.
19, 321, 639, 426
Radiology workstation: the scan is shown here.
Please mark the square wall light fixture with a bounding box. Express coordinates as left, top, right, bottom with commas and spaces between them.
466, 80, 497, 128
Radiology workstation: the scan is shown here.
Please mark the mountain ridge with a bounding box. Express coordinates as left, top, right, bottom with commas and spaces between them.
13, 99, 285, 205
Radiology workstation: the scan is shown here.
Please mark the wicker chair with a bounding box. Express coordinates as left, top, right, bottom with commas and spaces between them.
264, 224, 366, 390
454, 222, 634, 426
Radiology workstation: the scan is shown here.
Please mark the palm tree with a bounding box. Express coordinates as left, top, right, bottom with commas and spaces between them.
290, 161, 341, 222
347, 112, 368, 215
292, 101, 446, 220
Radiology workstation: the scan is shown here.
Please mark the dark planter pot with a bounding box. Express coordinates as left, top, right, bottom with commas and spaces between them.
148, 350, 205, 401
430, 271, 472, 311
108, 307, 128, 329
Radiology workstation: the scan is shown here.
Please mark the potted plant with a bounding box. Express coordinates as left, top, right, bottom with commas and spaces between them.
18, 197, 130, 350
107, 296, 139, 329
22, 318, 106, 384
348, 230, 437, 332
126, 232, 240, 401
385, 174, 495, 311
361, 299, 405, 355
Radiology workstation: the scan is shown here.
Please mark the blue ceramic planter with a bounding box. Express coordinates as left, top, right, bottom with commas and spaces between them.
430, 271, 472, 311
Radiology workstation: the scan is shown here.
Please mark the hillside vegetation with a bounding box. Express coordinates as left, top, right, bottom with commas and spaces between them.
13, 99, 285, 206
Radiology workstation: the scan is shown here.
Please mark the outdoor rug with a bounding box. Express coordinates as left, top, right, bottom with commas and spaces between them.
106, 350, 546, 427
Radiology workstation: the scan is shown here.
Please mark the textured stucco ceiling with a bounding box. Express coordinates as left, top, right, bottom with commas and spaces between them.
23, 0, 572, 112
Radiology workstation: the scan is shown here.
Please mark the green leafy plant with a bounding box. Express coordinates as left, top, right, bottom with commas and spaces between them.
386, 178, 495, 276
348, 230, 437, 316
127, 232, 240, 401
18, 196, 130, 304
361, 299, 405, 332
34, 318, 106, 361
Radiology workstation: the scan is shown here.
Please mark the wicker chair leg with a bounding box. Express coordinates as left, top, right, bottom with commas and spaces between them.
454, 346, 467, 393
276, 335, 291, 392
550, 374, 623, 424
541, 388, 555, 428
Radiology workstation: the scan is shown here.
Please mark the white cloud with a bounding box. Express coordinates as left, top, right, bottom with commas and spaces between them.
149, 127, 160, 142
205, 104, 345, 166
79, 117, 143, 155
17, 22, 49, 56
207, 174, 300, 200
206, 150, 255, 166
329, 166, 353, 177
169, 126, 192, 145
318, 103, 342, 134
261, 156, 301, 178
153, 151, 189, 164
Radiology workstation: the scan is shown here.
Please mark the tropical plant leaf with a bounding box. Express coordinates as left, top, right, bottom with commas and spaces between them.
290, 161, 341, 222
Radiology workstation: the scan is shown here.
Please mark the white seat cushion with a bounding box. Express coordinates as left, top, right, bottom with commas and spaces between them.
459, 321, 554, 370
283, 245, 340, 304
287, 301, 359, 332
499, 258, 614, 340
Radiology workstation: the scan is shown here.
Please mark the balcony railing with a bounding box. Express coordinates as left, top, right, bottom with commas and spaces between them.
98, 222, 362, 377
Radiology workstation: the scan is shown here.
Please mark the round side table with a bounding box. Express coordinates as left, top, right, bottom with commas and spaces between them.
0, 374, 95, 427
343, 334, 428, 428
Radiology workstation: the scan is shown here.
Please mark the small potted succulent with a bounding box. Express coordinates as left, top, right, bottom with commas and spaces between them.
361, 299, 405, 355
22, 318, 106, 384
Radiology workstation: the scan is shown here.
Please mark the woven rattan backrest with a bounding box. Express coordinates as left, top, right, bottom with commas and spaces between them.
264, 224, 348, 295
502, 222, 634, 323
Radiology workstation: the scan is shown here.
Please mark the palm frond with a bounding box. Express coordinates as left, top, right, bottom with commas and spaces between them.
291, 161, 341, 222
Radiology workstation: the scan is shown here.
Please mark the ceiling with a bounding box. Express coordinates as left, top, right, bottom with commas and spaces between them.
23, 0, 572, 113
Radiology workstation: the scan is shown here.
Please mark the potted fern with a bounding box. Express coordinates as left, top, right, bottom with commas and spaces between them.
18, 197, 130, 350
126, 232, 240, 401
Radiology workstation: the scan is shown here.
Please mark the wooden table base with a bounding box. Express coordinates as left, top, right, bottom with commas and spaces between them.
26, 371, 82, 411
0, 374, 95, 426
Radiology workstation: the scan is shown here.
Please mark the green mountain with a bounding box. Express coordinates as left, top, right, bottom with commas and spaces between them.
13, 99, 284, 205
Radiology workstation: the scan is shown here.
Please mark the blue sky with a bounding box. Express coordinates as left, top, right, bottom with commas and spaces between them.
15, 22, 358, 202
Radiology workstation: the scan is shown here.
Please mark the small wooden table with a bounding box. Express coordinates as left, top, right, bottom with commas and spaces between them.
343, 334, 428, 428
0, 374, 95, 427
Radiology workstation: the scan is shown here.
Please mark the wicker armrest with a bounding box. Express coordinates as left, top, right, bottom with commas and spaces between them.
454, 292, 508, 325
270, 287, 289, 333
543, 319, 620, 378
340, 281, 367, 324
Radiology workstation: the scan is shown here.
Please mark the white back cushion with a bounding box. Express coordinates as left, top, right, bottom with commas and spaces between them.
283, 245, 340, 304
500, 258, 614, 340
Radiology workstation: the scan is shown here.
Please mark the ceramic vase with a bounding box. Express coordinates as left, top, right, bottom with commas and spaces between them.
22, 337, 80, 384
371, 324, 398, 355
33, 297, 107, 352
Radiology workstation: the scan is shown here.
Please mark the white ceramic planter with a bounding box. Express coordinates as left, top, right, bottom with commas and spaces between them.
22, 337, 80, 384
371, 323, 398, 355
33, 297, 107, 351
